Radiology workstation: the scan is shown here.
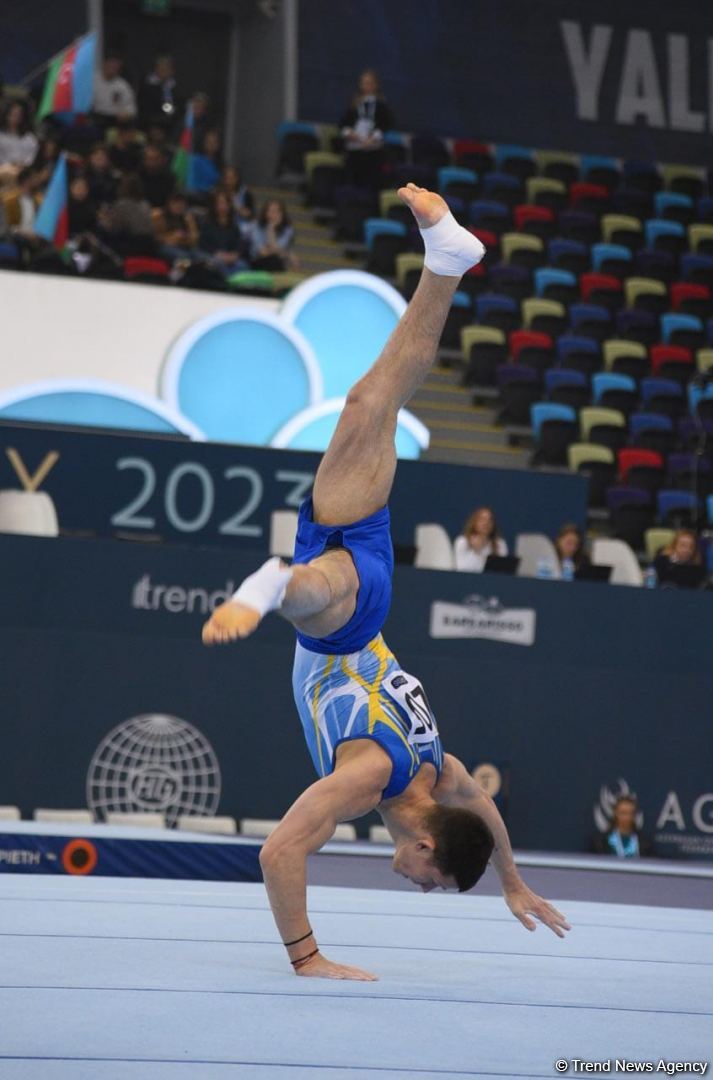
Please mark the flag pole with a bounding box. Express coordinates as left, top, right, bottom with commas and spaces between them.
18, 34, 90, 89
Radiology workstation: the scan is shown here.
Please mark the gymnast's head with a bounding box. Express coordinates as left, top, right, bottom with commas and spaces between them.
391, 805, 494, 893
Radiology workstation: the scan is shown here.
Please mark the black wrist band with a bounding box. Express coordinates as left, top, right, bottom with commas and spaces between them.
284, 928, 313, 948
291, 947, 319, 970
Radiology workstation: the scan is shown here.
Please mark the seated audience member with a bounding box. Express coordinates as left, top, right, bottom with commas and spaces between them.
220, 164, 254, 223
190, 129, 223, 194
454, 507, 508, 572
109, 120, 143, 173
653, 529, 705, 588
592, 795, 653, 858
154, 189, 198, 260
86, 143, 118, 204
100, 173, 154, 255
554, 522, 590, 573
139, 144, 175, 208
13, 167, 39, 235
198, 188, 246, 274
0, 100, 39, 175
188, 91, 212, 152
67, 173, 97, 236
248, 198, 295, 271
138, 54, 179, 131
340, 68, 394, 191
30, 134, 61, 188
93, 54, 137, 127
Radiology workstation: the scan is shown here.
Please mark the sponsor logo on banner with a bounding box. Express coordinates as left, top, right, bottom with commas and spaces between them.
131, 574, 236, 615
430, 594, 536, 646
593, 778, 644, 833
87, 714, 221, 827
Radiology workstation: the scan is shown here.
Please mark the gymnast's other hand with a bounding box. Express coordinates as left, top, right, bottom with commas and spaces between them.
294, 952, 378, 981
202, 600, 262, 645
504, 881, 572, 938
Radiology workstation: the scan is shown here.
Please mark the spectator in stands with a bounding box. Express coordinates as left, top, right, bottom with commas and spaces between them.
93, 53, 137, 127
86, 143, 118, 205
138, 54, 179, 132
189, 91, 212, 152
220, 164, 254, 223
109, 120, 142, 174
554, 523, 590, 573
12, 167, 38, 235
30, 134, 61, 188
100, 173, 154, 255
248, 198, 295, 271
67, 173, 97, 237
592, 795, 653, 858
340, 69, 394, 191
0, 100, 39, 176
654, 529, 705, 588
154, 189, 198, 261
454, 507, 508, 572
198, 188, 246, 274
190, 129, 223, 194
139, 144, 175, 207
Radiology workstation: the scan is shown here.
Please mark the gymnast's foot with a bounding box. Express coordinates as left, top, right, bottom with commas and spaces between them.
202, 600, 261, 645
397, 182, 486, 275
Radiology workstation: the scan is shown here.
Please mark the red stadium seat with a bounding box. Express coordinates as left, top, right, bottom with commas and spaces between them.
579, 272, 622, 304
650, 344, 693, 376
510, 329, 553, 362
124, 257, 170, 280
617, 448, 664, 482
670, 282, 710, 310
513, 204, 555, 232
569, 182, 609, 210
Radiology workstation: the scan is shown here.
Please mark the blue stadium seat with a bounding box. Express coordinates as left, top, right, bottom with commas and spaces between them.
697, 197, 713, 223
483, 172, 523, 206
530, 402, 576, 440
438, 166, 477, 193
641, 378, 684, 415
544, 368, 587, 394
707, 494, 713, 524
557, 335, 599, 364
645, 219, 685, 252
489, 265, 531, 301
581, 155, 620, 188
363, 218, 406, 249
570, 303, 610, 332
616, 308, 658, 345
548, 238, 589, 274
661, 312, 704, 346
681, 253, 713, 284
624, 160, 661, 193
591, 243, 632, 275
687, 382, 713, 414
657, 489, 698, 525
476, 293, 518, 322
655, 192, 693, 222
534, 268, 576, 299
592, 373, 637, 405
629, 412, 673, 440
468, 199, 509, 233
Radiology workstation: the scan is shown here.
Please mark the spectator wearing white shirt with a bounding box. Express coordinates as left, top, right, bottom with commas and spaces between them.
93, 54, 137, 126
0, 100, 39, 177
454, 507, 508, 573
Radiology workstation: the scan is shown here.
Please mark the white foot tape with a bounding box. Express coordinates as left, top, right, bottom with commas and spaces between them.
420, 211, 486, 277
231, 557, 293, 617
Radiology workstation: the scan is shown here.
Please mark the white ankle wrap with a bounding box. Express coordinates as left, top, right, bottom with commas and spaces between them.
420, 211, 486, 277
231, 557, 293, 617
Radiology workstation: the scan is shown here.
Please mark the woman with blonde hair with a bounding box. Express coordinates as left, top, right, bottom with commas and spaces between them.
454, 506, 508, 572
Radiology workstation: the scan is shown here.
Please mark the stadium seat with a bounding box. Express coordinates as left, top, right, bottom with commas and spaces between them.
441, 291, 473, 350
624, 277, 668, 313
567, 442, 616, 506
177, 816, 238, 835
661, 164, 706, 199
0, 491, 59, 537
526, 177, 567, 211
496, 364, 542, 424
557, 210, 599, 246
602, 340, 649, 381
628, 412, 675, 456
469, 199, 510, 235
581, 155, 620, 190
569, 182, 610, 216
106, 812, 166, 828
591, 538, 643, 586
438, 166, 479, 202
513, 204, 555, 239
650, 344, 694, 385
640, 377, 686, 420
670, 282, 711, 318
697, 348, 713, 376
579, 273, 621, 309
496, 144, 535, 180
618, 447, 664, 484
276, 121, 319, 175
411, 134, 450, 169
606, 486, 656, 548
570, 302, 611, 342
476, 293, 520, 333
514, 533, 561, 579
334, 186, 377, 241
124, 256, 170, 283
644, 527, 676, 561
548, 238, 589, 275
33, 809, 93, 824
654, 191, 694, 225
500, 232, 544, 269
531, 402, 578, 464
612, 188, 653, 221
522, 297, 566, 336
592, 372, 637, 414
460, 325, 507, 386
414, 524, 456, 571
708, 494, 713, 524
681, 253, 713, 288
557, 335, 601, 377
635, 249, 677, 285
615, 308, 658, 346
661, 313, 704, 350
667, 451, 712, 493
489, 265, 531, 302
510, 329, 554, 375
304, 151, 346, 207
645, 219, 686, 255
364, 218, 409, 276
624, 160, 661, 194
601, 214, 643, 250
688, 224, 713, 255
534, 267, 577, 302
591, 243, 632, 278
483, 172, 523, 208
395, 252, 424, 296
657, 489, 699, 527
0, 240, 21, 269
454, 139, 493, 173
534, 150, 580, 186
545, 368, 590, 410
0, 806, 21, 821
580, 406, 627, 451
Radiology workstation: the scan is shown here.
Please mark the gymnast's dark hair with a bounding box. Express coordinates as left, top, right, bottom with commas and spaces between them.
424, 805, 494, 893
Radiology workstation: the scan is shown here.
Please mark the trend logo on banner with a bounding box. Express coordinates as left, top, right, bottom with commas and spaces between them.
87, 714, 221, 827
593, 778, 644, 833
430, 594, 536, 646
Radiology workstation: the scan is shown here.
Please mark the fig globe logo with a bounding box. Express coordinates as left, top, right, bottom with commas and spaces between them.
87, 714, 221, 827
593, 777, 644, 833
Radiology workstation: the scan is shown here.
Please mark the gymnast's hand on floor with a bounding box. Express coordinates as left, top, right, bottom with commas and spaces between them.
201, 600, 262, 645
294, 952, 378, 981
503, 882, 572, 938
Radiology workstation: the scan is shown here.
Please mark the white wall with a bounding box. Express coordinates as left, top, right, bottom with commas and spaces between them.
0, 272, 277, 398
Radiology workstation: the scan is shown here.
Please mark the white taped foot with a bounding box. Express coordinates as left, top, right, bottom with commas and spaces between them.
421, 211, 486, 277
231, 557, 293, 618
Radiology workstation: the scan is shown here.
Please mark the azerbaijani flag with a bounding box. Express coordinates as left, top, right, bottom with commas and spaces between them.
37, 32, 96, 121
35, 154, 69, 248
171, 103, 196, 190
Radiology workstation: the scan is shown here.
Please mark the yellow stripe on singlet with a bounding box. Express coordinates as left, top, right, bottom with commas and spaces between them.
340, 640, 419, 768
311, 655, 336, 774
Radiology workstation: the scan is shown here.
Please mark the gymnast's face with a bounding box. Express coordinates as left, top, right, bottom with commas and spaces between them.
392, 840, 456, 892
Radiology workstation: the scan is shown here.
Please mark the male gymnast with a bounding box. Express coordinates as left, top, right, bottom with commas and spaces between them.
203, 184, 571, 980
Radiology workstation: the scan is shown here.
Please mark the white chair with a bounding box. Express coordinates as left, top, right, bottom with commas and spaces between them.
106, 812, 166, 828
34, 809, 93, 824
515, 532, 561, 579
0, 805, 21, 821
592, 538, 642, 586
414, 523, 455, 570
368, 825, 392, 844
331, 824, 357, 841
239, 817, 281, 838
177, 815, 238, 835
0, 490, 59, 536
269, 510, 298, 558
